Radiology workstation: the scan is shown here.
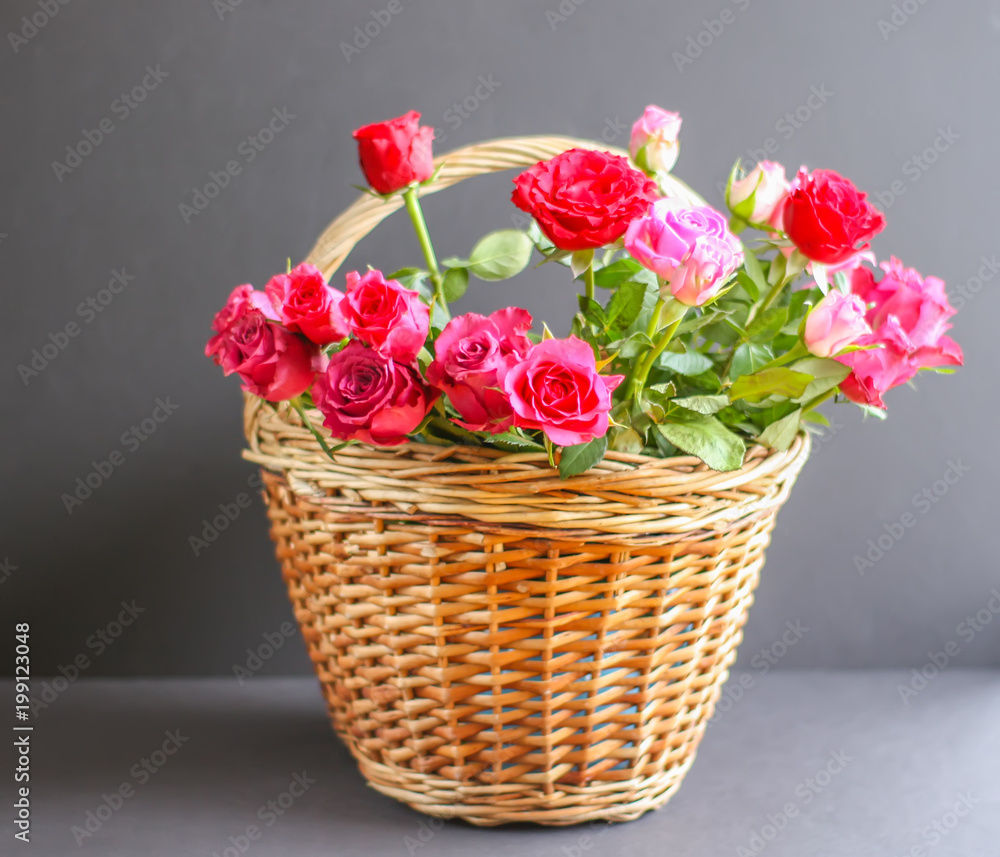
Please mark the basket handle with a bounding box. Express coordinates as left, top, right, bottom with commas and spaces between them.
303, 135, 704, 278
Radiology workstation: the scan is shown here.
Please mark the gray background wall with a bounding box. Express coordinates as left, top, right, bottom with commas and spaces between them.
2, 0, 997, 677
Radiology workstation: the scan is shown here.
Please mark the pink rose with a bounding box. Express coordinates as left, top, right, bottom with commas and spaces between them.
312, 341, 437, 446
727, 161, 790, 227
265, 263, 347, 345
498, 336, 624, 447
630, 106, 682, 174
209, 283, 277, 334
340, 269, 430, 363
804, 290, 872, 358
625, 198, 744, 306
837, 258, 963, 408
426, 308, 533, 433
205, 309, 323, 402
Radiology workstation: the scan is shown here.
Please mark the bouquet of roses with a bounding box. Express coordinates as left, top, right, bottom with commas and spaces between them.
206, 107, 963, 476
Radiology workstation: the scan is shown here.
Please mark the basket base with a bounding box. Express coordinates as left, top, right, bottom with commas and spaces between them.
355, 750, 694, 826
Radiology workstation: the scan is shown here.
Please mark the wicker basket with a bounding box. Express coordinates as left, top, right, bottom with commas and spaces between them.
241, 136, 812, 826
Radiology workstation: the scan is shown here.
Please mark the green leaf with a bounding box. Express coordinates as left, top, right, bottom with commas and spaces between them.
676, 307, 732, 336
742, 247, 767, 297
673, 394, 729, 415
387, 267, 425, 280
730, 367, 814, 403
487, 431, 546, 452
570, 248, 594, 278
859, 405, 887, 420
593, 258, 655, 289
558, 435, 608, 478
657, 414, 746, 472
441, 256, 467, 268
747, 306, 788, 342
658, 348, 714, 376
758, 409, 802, 451
441, 267, 469, 303
467, 230, 534, 281
736, 270, 759, 302
615, 332, 654, 359
577, 294, 607, 328
604, 280, 648, 334
729, 342, 773, 379
790, 357, 851, 401
430, 300, 450, 333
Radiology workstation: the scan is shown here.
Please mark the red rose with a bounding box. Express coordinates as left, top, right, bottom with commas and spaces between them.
511, 148, 659, 251
206, 309, 323, 402
265, 263, 348, 345
498, 336, 624, 447
352, 110, 434, 195
782, 168, 885, 265
340, 269, 430, 363
426, 308, 533, 433
312, 341, 437, 446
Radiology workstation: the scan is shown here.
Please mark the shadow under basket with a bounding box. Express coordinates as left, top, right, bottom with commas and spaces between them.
243, 396, 810, 826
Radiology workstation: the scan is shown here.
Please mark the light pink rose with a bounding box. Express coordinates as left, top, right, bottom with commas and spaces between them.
265, 263, 348, 345
498, 336, 624, 447
312, 341, 437, 446
426, 308, 533, 433
340, 269, 429, 363
836, 258, 963, 408
804, 290, 872, 358
205, 309, 323, 402
209, 283, 277, 334
625, 198, 744, 306
727, 161, 790, 226
629, 105, 682, 174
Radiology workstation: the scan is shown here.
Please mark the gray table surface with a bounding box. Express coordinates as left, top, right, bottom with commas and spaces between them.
7, 671, 999, 856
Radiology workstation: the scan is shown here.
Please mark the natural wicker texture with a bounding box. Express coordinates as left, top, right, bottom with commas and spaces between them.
241, 136, 810, 825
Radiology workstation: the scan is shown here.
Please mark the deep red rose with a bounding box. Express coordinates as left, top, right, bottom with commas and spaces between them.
782, 167, 886, 265
265, 263, 347, 346
511, 148, 659, 251
205, 309, 323, 402
352, 110, 434, 195
312, 341, 437, 446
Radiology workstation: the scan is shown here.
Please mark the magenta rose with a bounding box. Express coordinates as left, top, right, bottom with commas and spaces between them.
426, 308, 533, 433
340, 269, 430, 363
312, 341, 437, 446
209, 283, 277, 334
498, 336, 624, 447
205, 309, 323, 402
837, 258, 963, 408
265, 263, 347, 345
625, 198, 744, 306
804, 290, 872, 358
511, 148, 659, 251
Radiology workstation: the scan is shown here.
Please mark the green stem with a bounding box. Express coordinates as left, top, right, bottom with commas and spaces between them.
290, 397, 334, 458
584, 264, 595, 301
758, 277, 789, 314
627, 316, 683, 400
402, 186, 446, 313
645, 297, 666, 340
802, 387, 837, 413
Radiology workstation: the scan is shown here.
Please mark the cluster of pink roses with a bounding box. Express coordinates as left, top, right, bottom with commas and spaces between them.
206, 261, 622, 447
207, 102, 962, 469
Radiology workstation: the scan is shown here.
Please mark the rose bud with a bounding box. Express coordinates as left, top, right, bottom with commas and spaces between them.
511, 148, 658, 251
804, 290, 872, 358
783, 167, 885, 265
498, 336, 624, 447
352, 110, 434, 195
624, 198, 743, 306
312, 341, 437, 446
726, 161, 790, 227
264, 263, 348, 346
340, 269, 430, 363
205, 309, 323, 402
426, 308, 533, 433
629, 106, 682, 174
